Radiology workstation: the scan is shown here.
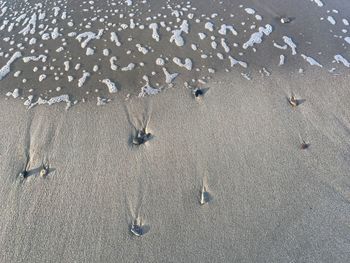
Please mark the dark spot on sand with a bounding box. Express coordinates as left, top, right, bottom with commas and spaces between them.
194, 88, 204, 97
130, 223, 143, 237
301, 141, 310, 149
130, 219, 150, 237
200, 186, 211, 205
18, 156, 30, 179
132, 129, 152, 145
18, 170, 28, 179
193, 87, 210, 98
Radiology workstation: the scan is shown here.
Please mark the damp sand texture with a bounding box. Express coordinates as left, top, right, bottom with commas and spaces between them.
2, 70, 350, 262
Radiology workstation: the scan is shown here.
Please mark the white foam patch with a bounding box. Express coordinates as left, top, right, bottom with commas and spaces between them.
121, 63, 135, 71
217, 53, 224, 60
205, 22, 214, 32
76, 30, 103, 49
156, 58, 165, 66
6, 88, 19, 98
102, 79, 118, 93
279, 55, 285, 66
86, 47, 94, 56
242, 24, 273, 49
283, 36, 297, 55
334, 54, 350, 67
51, 27, 61, 39
97, 97, 108, 106
110, 32, 121, 46
56, 47, 64, 53
244, 8, 256, 15
311, 0, 324, 7
169, 20, 189, 47
39, 74, 47, 82
53, 7, 61, 17
273, 43, 287, 50
0, 51, 22, 80
162, 67, 179, 84
344, 37, 350, 45
170, 29, 184, 46
221, 38, 230, 53
301, 54, 323, 67
136, 44, 148, 54
110, 56, 118, 70
23, 55, 47, 63
149, 23, 160, 41
24, 95, 34, 106
255, 15, 262, 21
228, 56, 247, 68
103, 49, 110, 56
198, 32, 206, 40
29, 38, 37, 45
327, 16, 336, 25
0, 6, 8, 17
19, 13, 37, 35
14, 71, 21, 77
218, 24, 238, 36
138, 75, 161, 97
64, 61, 70, 71
28, 95, 71, 109
78, 72, 90, 87
173, 57, 193, 70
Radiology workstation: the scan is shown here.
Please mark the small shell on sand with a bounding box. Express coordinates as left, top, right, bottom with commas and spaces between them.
280, 17, 293, 24
40, 163, 49, 177
289, 95, 298, 107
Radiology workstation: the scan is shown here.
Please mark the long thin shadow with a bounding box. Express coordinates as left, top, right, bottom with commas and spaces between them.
19, 166, 56, 180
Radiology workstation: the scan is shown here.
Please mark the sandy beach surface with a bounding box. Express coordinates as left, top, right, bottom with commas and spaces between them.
1, 0, 350, 262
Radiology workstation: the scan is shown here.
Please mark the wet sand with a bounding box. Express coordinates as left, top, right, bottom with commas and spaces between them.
1, 0, 349, 103
1, 68, 350, 262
